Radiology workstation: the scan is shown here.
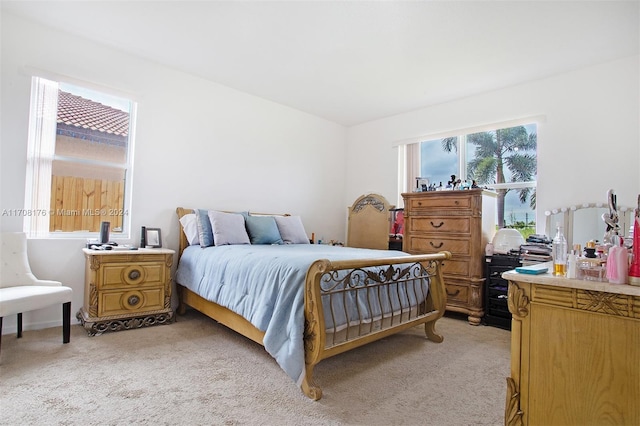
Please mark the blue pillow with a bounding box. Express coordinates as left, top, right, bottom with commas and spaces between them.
195, 209, 214, 247
242, 213, 283, 245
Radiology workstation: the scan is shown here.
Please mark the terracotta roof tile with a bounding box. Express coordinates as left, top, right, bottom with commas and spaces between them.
57, 91, 129, 137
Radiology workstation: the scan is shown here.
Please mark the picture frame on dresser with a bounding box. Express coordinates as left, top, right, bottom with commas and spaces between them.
145, 228, 162, 248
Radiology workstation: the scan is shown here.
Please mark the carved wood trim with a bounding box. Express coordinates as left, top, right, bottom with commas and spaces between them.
352, 195, 386, 213
88, 283, 98, 317
89, 256, 101, 270
79, 311, 173, 336
533, 285, 640, 319
164, 278, 172, 309
508, 282, 529, 319
505, 377, 524, 426
579, 290, 639, 318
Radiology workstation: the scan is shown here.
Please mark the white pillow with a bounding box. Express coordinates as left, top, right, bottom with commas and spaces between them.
179, 213, 200, 245
208, 210, 250, 246
274, 215, 310, 244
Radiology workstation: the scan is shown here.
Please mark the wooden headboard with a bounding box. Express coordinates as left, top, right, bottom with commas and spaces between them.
346, 193, 392, 250
175, 207, 193, 259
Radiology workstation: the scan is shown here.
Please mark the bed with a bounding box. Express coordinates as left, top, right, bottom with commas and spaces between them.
175, 207, 450, 400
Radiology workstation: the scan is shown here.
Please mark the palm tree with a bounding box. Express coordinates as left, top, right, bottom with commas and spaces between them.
442, 126, 537, 228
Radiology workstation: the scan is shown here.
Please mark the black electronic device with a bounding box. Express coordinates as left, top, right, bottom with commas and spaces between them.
99, 221, 110, 244
88, 243, 117, 250
86, 221, 118, 249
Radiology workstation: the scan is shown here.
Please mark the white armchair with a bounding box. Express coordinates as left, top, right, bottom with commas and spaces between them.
0, 232, 73, 354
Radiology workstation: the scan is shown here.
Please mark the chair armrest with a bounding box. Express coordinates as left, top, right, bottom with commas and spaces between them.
33, 279, 63, 287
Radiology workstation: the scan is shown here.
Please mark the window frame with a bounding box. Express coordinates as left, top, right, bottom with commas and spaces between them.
397, 116, 542, 227
23, 75, 137, 239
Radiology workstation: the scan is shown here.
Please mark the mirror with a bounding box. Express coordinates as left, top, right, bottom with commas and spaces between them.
572, 205, 608, 248
545, 208, 569, 241
545, 203, 633, 249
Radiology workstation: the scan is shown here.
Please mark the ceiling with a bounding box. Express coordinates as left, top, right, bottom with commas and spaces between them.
2, 1, 638, 126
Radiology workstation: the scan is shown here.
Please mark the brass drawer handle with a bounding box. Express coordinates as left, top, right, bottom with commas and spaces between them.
128, 269, 141, 280
128, 295, 140, 306
446, 289, 461, 297
430, 221, 444, 228
430, 241, 444, 249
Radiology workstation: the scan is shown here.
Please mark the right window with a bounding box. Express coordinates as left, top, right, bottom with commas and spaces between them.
418, 123, 537, 234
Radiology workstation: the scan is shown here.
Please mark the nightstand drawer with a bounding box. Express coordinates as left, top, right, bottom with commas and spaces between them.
98, 287, 165, 317
408, 216, 470, 234
407, 236, 470, 255
101, 262, 165, 289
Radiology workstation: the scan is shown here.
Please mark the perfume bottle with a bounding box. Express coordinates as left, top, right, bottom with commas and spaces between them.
552, 224, 568, 276
567, 244, 579, 279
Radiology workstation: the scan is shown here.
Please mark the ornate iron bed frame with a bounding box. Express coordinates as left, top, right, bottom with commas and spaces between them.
175, 207, 450, 400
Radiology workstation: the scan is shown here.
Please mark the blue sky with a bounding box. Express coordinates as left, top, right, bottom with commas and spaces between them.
60, 82, 131, 112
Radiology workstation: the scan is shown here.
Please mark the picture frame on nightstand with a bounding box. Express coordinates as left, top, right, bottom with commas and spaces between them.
145, 228, 162, 248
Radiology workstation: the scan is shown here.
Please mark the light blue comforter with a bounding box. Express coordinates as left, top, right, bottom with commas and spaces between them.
175, 244, 411, 386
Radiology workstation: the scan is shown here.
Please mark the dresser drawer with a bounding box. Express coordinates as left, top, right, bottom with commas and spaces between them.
98, 287, 165, 317
408, 195, 472, 211
100, 262, 165, 290
407, 216, 470, 234
407, 236, 470, 255
441, 258, 470, 277
444, 282, 469, 304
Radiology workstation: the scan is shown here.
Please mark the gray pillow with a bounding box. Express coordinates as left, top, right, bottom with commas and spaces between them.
208, 211, 250, 246
274, 216, 310, 244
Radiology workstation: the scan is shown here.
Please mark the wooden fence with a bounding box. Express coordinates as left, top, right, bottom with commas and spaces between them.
50, 176, 125, 233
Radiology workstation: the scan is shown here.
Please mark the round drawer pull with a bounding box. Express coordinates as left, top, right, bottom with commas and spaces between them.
430, 241, 444, 249
430, 221, 444, 228
122, 265, 145, 285
446, 289, 461, 297
122, 290, 144, 310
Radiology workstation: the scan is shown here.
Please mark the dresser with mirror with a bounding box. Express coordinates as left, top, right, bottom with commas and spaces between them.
544, 202, 633, 250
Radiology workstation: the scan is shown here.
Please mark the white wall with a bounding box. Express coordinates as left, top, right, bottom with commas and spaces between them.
3, 11, 639, 333
346, 55, 640, 234
1, 14, 347, 332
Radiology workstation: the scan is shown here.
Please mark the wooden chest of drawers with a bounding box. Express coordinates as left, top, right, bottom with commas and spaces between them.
402, 189, 496, 324
78, 248, 174, 335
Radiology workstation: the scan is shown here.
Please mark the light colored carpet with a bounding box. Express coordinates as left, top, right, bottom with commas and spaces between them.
0, 310, 510, 426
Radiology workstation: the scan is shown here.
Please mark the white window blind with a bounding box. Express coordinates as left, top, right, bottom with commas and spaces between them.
24, 77, 59, 237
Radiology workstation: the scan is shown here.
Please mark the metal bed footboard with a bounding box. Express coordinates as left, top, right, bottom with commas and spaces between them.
301, 251, 450, 400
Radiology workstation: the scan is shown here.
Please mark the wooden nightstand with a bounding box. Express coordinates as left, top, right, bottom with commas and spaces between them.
77, 248, 175, 335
